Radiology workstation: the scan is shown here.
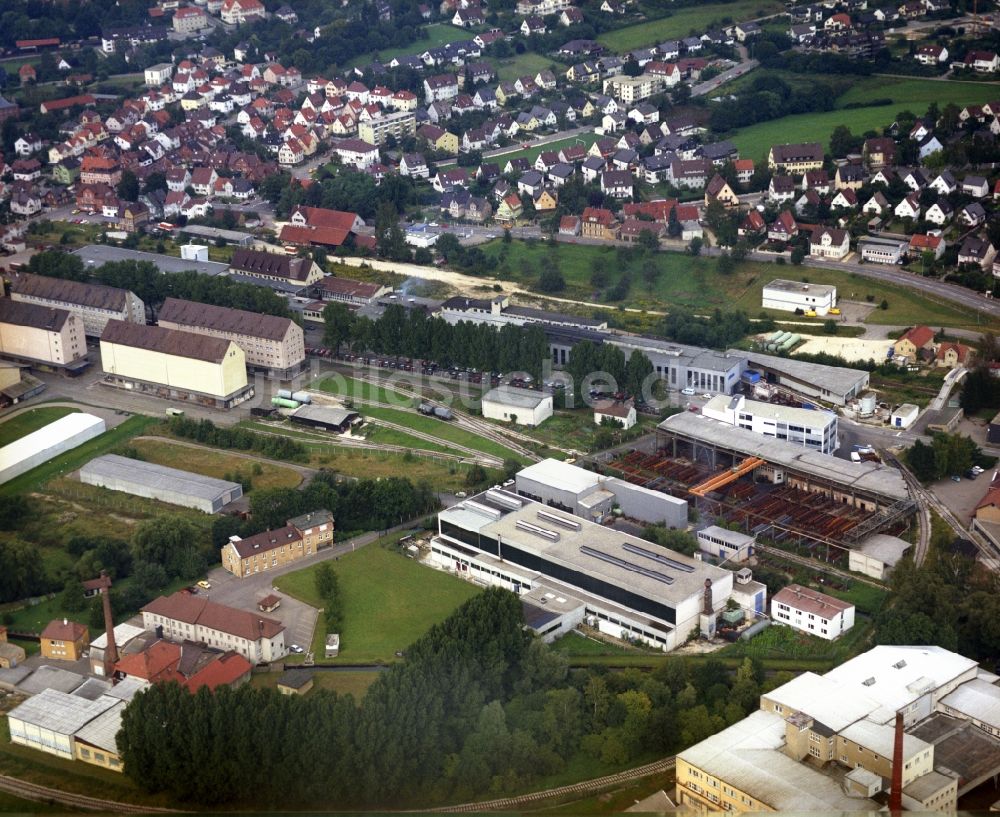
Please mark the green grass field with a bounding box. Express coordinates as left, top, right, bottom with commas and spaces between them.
495, 51, 557, 83
482, 239, 998, 331
275, 539, 481, 663
491, 132, 599, 165
250, 669, 381, 700
0, 406, 80, 447
364, 423, 466, 456
130, 438, 302, 491
731, 77, 1000, 161
318, 374, 417, 408
597, 0, 784, 50
347, 23, 471, 69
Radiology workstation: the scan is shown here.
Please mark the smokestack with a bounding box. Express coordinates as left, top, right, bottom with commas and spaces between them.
98, 570, 118, 681
889, 710, 904, 814
703, 578, 713, 615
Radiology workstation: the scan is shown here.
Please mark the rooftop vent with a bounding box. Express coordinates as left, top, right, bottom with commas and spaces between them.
893, 660, 907, 669
862, 677, 876, 686
537, 509, 581, 531
515, 519, 559, 542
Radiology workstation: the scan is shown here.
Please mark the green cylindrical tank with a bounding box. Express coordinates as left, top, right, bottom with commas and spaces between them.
272, 397, 300, 408
768, 330, 784, 342
779, 334, 800, 351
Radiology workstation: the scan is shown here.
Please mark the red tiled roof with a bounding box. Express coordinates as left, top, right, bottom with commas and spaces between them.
115, 640, 182, 682
143, 592, 284, 641
899, 325, 934, 349
41, 619, 87, 642
182, 651, 252, 692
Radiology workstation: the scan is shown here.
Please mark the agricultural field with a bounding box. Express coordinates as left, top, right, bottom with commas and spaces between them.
480, 239, 996, 332
274, 538, 481, 663
597, 0, 784, 51
129, 438, 303, 491
0, 406, 80, 447
730, 77, 1000, 161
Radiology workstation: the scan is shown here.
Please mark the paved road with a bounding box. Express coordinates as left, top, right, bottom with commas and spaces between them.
437, 126, 594, 168
692, 58, 758, 96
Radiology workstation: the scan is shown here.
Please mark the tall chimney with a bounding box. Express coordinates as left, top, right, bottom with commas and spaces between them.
703, 578, 713, 615
99, 570, 118, 681
889, 710, 904, 814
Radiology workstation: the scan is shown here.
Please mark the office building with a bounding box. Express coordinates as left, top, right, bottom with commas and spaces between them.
702, 393, 839, 455
762, 279, 837, 316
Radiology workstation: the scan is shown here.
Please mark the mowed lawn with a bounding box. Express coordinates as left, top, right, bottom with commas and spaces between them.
0, 406, 80, 447
731, 78, 1000, 161
274, 542, 481, 663
490, 131, 600, 165
250, 669, 381, 700
494, 51, 557, 82
130, 438, 303, 491
347, 23, 470, 68
597, 0, 784, 50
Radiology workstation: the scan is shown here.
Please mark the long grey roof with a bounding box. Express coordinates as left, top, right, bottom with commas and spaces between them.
482, 385, 550, 409
81, 454, 242, 502
658, 411, 909, 501
74, 245, 228, 276
732, 349, 869, 399
73, 701, 126, 753
9, 272, 133, 312
158, 297, 294, 341
101, 320, 234, 363
7, 687, 115, 734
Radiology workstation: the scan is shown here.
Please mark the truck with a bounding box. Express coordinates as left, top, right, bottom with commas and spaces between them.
165, 408, 185, 417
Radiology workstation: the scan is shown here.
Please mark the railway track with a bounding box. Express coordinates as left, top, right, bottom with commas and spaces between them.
755, 544, 886, 590
0, 774, 177, 814
436, 756, 677, 812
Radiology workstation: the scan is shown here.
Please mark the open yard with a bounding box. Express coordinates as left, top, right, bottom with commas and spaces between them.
275, 539, 481, 663
481, 239, 997, 332
730, 77, 1000, 161
347, 23, 471, 69
494, 51, 557, 83
0, 406, 80, 447
250, 669, 381, 700
489, 132, 599, 165
129, 438, 302, 491
597, 0, 784, 51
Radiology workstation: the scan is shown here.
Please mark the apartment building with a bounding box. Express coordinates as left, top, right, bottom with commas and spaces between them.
702, 393, 839, 454
142, 591, 286, 663
228, 247, 324, 287
602, 74, 664, 104
172, 5, 209, 31
770, 583, 854, 639
0, 299, 86, 367
9, 273, 145, 336
156, 297, 304, 379
358, 110, 416, 146
220, 509, 333, 578
676, 645, 993, 814
767, 142, 824, 174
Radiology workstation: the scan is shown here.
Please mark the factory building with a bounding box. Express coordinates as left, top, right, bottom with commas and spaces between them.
516, 458, 687, 527
611, 335, 746, 395
80, 454, 243, 513
481, 385, 553, 426
99, 320, 252, 409
430, 488, 747, 650
0, 413, 106, 485
676, 645, 1000, 813
0, 299, 88, 370
289, 404, 361, 433
702, 393, 839, 455
8, 273, 145, 337
770, 583, 855, 640
156, 297, 305, 379
848, 534, 911, 581
734, 350, 870, 406
695, 525, 755, 563
761, 279, 837, 316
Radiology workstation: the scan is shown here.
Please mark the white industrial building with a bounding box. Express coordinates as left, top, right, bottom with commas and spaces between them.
0, 413, 106, 485
702, 393, 839, 455
859, 236, 909, 265
891, 403, 919, 429
848, 534, 911, 581
481, 385, 553, 426
430, 487, 761, 651
516, 458, 687, 527
734, 350, 871, 407
762, 279, 837, 316
770, 583, 855, 640
696, 525, 756, 563
7, 687, 117, 761
79, 454, 243, 513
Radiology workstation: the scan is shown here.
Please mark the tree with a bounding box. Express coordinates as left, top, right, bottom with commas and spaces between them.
688, 237, 703, 256
322, 301, 356, 354
131, 516, 205, 581
790, 245, 806, 265
374, 201, 409, 261
117, 170, 139, 202
829, 124, 861, 158
625, 349, 653, 400
538, 267, 565, 293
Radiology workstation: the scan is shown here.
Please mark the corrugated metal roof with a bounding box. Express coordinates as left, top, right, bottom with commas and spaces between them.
81, 454, 242, 502
7, 688, 115, 735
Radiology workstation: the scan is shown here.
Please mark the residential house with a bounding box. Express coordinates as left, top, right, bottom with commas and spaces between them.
925, 199, 954, 225
909, 233, 945, 260
935, 342, 974, 368
705, 174, 738, 207
959, 202, 987, 228
809, 226, 850, 260
894, 192, 921, 220
958, 235, 996, 270
601, 169, 634, 198
581, 206, 618, 240
767, 211, 798, 242
893, 325, 935, 360
496, 193, 523, 222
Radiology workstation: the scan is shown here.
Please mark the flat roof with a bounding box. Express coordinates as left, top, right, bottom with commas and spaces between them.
733, 349, 869, 400
517, 458, 601, 495
81, 454, 242, 502
763, 672, 878, 733
704, 394, 836, 427
614, 335, 743, 374
178, 225, 253, 243
856, 533, 911, 566
940, 678, 1000, 730
7, 688, 116, 735
840, 717, 930, 760
440, 491, 730, 606
482, 385, 551, 409
17, 665, 88, 696
74, 245, 228, 276
763, 279, 836, 297
657, 412, 909, 502
677, 709, 877, 811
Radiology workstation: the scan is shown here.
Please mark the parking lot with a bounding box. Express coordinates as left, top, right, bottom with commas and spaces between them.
930, 469, 991, 525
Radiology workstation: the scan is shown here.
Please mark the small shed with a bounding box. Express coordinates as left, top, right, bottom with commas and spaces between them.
325, 633, 340, 658
891, 403, 919, 429
276, 669, 314, 696
258, 594, 281, 613
290, 405, 361, 434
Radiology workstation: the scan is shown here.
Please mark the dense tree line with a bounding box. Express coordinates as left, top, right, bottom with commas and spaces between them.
259, 170, 414, 221
315, 562, 344, 633
26, 251, 292, 320
709, 75, 837, 133
905, 433, 980, 484
118, 587, 764, 807
960, 364, 1000, 415
167, 416, 307, 462
325, 302, 551, 381
659, 309, 758, 349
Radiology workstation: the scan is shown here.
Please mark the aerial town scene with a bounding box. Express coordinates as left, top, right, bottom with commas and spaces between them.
1, 0, 1000, 811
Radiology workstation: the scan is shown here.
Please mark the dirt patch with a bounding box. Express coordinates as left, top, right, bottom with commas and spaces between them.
794, 333, 892, 363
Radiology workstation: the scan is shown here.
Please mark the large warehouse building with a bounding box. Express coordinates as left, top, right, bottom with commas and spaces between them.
80, 454, 243, 512
8, 273, 145, 337
99, 320, 252, 409
0, 412, 106, 484
430, 487, 751, 651
156, 297, 305, 379
734, 350, 870, 407
75, 245, 228, 277
516, 458, 687, 527
0, 299, 88, 370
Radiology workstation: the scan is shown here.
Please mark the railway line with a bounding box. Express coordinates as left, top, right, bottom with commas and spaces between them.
0, 774, 177, 814
437, 756, 677, 812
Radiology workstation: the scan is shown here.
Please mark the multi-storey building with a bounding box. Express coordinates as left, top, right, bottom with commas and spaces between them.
770, 583, 854, 639
358, 111, 416, 146
9, 273, 145, 337
220, 0, 265, 24
602, 74, 664, 103
702, 393, 839, 454
142, 591, 286, 663
156, 297, 304, 379
173, 5, 209, 32
762, 278, 837, 315
220, 509, 333, 578
767, 142, 824, 173
0, 299, 86, 367
228, 247, 324, 288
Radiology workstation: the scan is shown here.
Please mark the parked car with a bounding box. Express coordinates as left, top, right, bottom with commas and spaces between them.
681, 387, 695, 395
197, 580, 212, 590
